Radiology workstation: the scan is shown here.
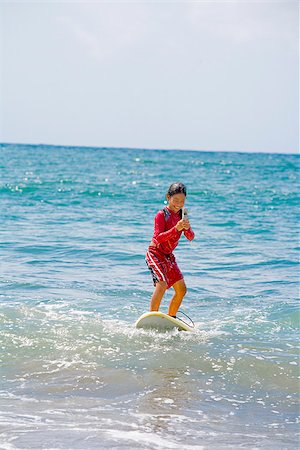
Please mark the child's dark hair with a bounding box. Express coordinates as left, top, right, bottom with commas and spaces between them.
167, 182, 187, 197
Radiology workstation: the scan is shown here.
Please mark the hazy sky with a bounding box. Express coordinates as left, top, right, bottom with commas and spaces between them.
1, 1, 299, 153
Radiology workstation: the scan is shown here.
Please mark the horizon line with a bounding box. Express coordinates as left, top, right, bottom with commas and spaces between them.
0, 141, 298, 157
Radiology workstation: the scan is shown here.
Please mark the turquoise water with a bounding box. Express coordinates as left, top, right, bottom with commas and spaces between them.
0, 143, 299, 449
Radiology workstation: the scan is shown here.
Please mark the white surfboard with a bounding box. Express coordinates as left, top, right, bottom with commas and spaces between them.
135, 311, 193, 332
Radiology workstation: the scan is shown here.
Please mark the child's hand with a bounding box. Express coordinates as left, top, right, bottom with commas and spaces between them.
176, 219, 190, 231
175, 219, 185, 231
183, 219, 190, 230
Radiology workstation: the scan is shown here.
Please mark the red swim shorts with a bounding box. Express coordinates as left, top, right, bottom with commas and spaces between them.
146, 247, 183, 289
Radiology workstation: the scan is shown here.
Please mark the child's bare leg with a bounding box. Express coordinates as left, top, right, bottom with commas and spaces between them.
168, 279, 187, 317
150, 281, 167, 311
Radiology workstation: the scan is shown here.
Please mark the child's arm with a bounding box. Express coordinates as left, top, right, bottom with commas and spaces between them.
184, 227, 195, 241
152, 211, 180, 245
182, 218, 195, 241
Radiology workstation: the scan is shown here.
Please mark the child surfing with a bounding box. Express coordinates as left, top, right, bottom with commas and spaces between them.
146, 182, 195, 318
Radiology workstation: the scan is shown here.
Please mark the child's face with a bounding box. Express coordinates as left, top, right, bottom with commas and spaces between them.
167, 193, 186, 213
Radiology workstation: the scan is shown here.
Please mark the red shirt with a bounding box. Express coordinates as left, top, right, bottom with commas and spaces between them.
150, 207, 195, 255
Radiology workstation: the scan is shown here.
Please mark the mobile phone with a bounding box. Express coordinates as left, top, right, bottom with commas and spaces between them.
182, 208, 188, 220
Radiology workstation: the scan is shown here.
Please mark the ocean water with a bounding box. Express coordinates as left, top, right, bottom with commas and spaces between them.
0, 143, 299, 449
